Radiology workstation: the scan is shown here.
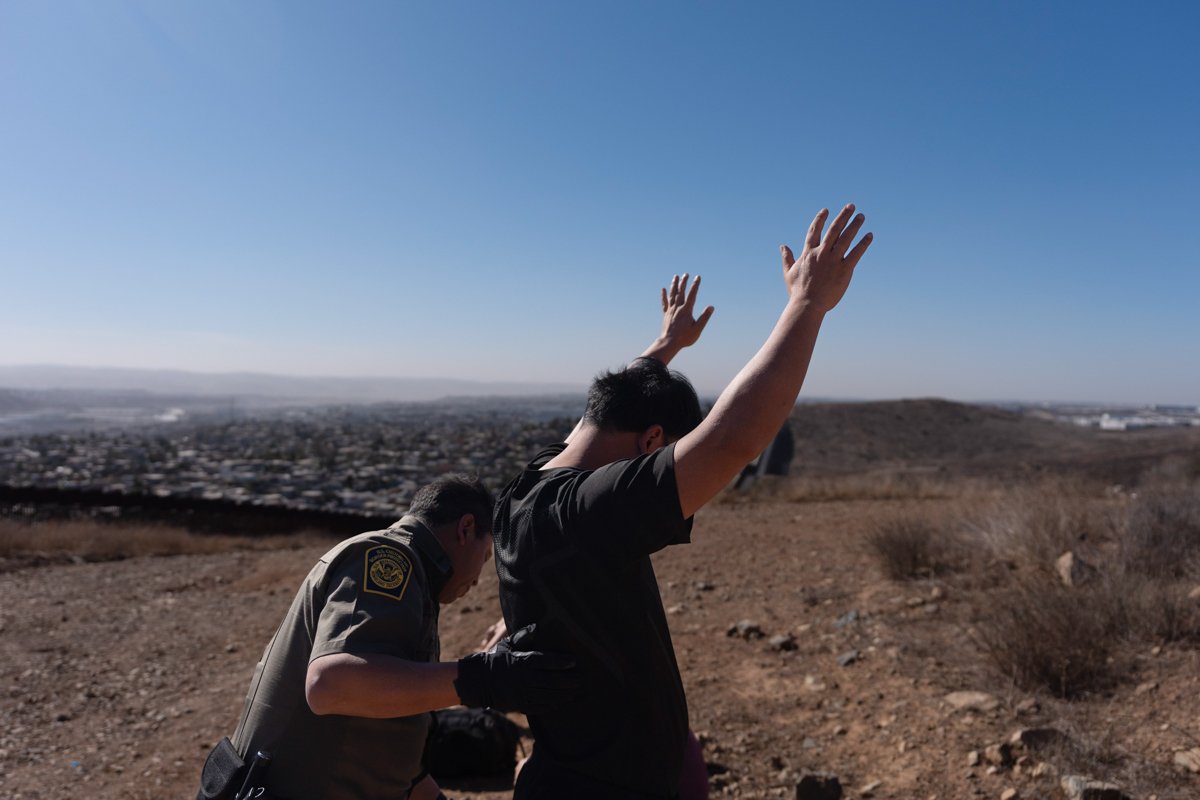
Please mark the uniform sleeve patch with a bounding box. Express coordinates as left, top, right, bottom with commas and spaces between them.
363, 545, 414, 602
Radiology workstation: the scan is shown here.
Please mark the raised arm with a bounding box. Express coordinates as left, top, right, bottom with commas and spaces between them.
641, 273, 715, 365
673, 204, 873, 518
566, 274, 714, 444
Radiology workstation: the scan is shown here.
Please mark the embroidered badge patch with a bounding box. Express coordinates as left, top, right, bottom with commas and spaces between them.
363, 545, 413, 601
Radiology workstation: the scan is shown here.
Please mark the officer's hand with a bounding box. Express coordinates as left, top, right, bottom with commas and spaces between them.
454, 624, 579, 714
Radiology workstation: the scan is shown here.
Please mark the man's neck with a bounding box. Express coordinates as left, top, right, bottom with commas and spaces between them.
543, 426, 640, 471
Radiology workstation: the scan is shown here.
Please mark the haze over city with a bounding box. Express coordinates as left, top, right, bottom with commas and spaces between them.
3, 1, 1197, 405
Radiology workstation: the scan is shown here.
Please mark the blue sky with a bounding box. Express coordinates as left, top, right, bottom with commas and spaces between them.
2, 1, 1197, 404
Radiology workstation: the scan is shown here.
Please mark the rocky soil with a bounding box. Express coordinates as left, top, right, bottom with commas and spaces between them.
3, 491, 1199, 799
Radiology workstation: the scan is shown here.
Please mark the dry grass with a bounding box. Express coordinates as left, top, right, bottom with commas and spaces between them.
0, 519, 330, 568
859, 468, 1200, 699
964, 477, 1106, 574
785, 471, 977, 503
1118, 487, 1200, 579
972, 578, 1117, 698
866, 516, 965, 580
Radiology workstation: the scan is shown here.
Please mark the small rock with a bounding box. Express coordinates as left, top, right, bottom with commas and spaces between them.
1174, 747, 1200, 773
1031, 762, 1055, 779
986, 765, 1001, 775
859, 780, 882, 797
667, 604, 685, 615
804, 675, 827, 692
984, 742, 1013, 767
794, 770, 843, 800
930, 585, 945, 600
944, 691, 1000, 713
1187, 585, 1200, 601
1014, 698, 1040, 715
1000, 789, 1018, 800
834, 610, 859, 628
802, 737, 819, 750
1059, 775, 1133, 800
967, 750, 981, 766
1134, 680, 1158, 696
727, 620, 764, 640
832, 725, 846, 736
835, 650, 859, 667
1009, 727, 1069, 752
695, 580, 715, 591
224, 644, 238, 654
769, 634, 798, 652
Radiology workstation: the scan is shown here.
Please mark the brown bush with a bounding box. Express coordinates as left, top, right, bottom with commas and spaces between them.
1117, 487, 1200, 579
867, 516, 964, 580
973, 578, 1115, 698
966, 479, 1104, 575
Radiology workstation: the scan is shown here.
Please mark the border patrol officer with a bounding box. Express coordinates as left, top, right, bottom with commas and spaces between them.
199, 474, 576, 800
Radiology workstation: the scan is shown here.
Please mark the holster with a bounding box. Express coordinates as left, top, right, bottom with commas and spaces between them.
197, 737, 245, 800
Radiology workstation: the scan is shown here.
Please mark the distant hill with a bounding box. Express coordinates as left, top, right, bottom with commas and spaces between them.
788, 398, 1200, 482
0, 364, 582, 403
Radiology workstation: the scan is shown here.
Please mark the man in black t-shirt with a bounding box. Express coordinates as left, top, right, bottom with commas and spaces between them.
494, 205, 875, 799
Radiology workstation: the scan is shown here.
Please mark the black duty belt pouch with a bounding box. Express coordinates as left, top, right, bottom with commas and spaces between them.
427, 707, 524, 778
197, 737, 245, 800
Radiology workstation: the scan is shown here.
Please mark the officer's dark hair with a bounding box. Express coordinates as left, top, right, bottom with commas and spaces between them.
583, 357, 703, 442
408, 474, 493, 538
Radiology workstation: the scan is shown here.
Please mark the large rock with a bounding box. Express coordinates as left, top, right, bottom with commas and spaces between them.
794, 770, 842, 800
1175, 747, 1200, 773
1059, 775, 1132, 800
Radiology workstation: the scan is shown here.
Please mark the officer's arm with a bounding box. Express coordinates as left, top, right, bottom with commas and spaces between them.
673, 205, 872, 519
305, 653, 460, 718
565, 274, 713, 444
307, 631, 578, 718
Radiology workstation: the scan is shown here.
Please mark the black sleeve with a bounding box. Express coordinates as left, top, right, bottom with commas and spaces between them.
555, 442, 692, 562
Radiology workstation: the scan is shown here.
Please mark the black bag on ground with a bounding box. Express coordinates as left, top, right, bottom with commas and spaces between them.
197, 737, 245, 800
426, 708, 525, 778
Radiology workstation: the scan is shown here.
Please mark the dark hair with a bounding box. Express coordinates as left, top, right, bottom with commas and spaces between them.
583, 358, 703, 441
408, 474, 494, 537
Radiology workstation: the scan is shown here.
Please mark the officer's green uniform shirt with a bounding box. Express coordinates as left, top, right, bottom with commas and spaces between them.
231, 516, 451, 800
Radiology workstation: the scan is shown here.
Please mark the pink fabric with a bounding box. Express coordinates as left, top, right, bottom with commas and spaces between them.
679, 730, 708, 800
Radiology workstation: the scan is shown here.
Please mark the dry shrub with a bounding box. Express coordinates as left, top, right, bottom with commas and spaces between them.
1117, 487, 1200, 579
0, 519, 328, 567
1106, 574, 1200, 644
965, 478, 1103, 573
783, 470, 983, 503
974, 578, 1116, 698
867, 516, 964, 580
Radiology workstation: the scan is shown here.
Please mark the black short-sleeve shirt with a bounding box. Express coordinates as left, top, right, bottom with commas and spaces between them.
493, 442, 693, 799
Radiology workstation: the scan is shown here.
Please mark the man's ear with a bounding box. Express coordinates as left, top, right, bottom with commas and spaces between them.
456, 513, 475, 545
639, 424, 666, 454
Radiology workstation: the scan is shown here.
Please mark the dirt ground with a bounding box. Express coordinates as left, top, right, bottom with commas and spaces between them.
2, 490, 1199, 799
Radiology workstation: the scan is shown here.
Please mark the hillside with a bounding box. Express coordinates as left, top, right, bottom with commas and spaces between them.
788, 399, 1200, 482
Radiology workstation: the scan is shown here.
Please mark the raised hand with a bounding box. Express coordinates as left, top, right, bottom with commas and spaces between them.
641, 273, 716, 365
780, 204, 873, 314
659, 273, 715, 350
